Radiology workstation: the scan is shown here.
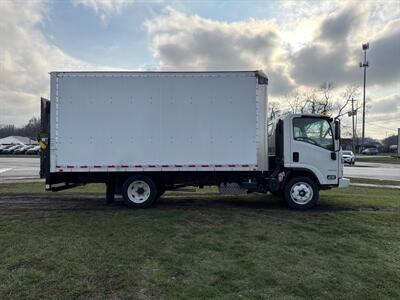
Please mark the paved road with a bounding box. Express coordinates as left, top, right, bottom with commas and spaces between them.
0, 156, 40, 182
0, 157, 399, 182
343, 162, 400, 181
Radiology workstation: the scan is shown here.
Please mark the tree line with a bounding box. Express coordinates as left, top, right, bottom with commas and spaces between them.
0, 117, 41, 139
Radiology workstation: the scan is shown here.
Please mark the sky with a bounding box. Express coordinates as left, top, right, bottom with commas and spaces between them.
0, 0, 399, 139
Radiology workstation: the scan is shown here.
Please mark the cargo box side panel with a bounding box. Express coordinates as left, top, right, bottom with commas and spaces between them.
53, 73, 258, 172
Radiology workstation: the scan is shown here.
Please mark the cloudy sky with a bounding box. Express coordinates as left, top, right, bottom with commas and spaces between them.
0, 0, 399, 139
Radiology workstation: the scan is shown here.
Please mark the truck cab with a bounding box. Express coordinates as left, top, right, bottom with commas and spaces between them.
268, 114, 349, 209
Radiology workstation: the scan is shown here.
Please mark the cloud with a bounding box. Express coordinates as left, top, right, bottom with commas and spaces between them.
72, 0, 135, 22
289, 4, 400, 89
370, 94, 400, 114
0, 1, 99, 126
367, 20, 400, 87
318, 6, 360, 43
146, 8, 295, 96
146, 2, 398, 98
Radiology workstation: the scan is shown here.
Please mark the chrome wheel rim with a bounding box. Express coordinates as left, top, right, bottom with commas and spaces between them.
127, 180, 151, 203
290, 182, 313, 205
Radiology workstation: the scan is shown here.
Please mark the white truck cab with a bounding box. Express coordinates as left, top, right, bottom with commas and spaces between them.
268, 114, 349, 208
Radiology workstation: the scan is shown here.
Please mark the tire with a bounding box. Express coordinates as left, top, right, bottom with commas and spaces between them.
122, 175, 158, 208
283, 176, 319, 210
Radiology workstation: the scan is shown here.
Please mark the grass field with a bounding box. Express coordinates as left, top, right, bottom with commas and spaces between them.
356, 155, 400, 164
0, 184, 399, 299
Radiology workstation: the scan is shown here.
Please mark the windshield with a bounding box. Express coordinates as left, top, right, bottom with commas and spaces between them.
293, 117, 334, 151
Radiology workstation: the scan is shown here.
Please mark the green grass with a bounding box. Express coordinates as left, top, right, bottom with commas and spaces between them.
0, 185, 399, 299
356, 155, 400, 164
349, 177, 400, 186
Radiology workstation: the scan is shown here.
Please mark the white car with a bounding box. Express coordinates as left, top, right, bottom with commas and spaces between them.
342, 150, 355, 165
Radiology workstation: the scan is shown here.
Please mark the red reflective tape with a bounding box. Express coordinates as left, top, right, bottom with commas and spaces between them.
148, 165, 156, 168
175, 164, 182, 167
162, 165, 169, 167
80, 165, 88, 168
67, 166, 74, 169
108, 165, 115, 168
201, 165, 209, 167
215, 164, 222, 167
241, 164, 249, 167
228, 164, 236, 167
121, 165, 129, 168
56, 165, 62, 168
188, 165, 196, 167
134, 165, 142, 168
94, 165, 102, 168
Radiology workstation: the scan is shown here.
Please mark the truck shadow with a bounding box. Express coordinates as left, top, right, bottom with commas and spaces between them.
156, 196, 381, 212
0, 193, 381, 213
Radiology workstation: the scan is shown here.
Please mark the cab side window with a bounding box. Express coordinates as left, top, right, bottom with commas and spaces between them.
293, 117, 334, 151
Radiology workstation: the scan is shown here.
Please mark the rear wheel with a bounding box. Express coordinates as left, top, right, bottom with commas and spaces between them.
122, 175, 158, 208
284, 176, 319, 210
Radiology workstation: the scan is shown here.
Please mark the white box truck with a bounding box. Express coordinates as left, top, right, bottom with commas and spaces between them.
40, 71, 349, 209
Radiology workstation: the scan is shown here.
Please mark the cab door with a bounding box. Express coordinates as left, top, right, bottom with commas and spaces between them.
286, 116, 339, 186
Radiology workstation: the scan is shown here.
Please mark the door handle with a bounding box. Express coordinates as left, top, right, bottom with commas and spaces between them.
293, 152, 299, 162
331, 152, 337, 160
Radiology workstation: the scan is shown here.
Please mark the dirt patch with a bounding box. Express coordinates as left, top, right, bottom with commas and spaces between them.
0, 193, 383, 213
0, 193, 123, 213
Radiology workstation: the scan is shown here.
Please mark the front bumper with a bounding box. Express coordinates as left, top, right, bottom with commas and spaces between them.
339, 177, 350, 188
343, 157, 353, 163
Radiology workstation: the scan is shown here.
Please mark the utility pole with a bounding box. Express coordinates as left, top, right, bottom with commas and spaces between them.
360, 43, 369, 152
350, 98, 356, 153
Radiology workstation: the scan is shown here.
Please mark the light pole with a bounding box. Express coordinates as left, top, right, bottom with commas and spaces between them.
359, 42, 369, 151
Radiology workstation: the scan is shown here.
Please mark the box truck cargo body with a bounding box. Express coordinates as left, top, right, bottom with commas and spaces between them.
50, 71, 267, 172
40, 71, 349, 209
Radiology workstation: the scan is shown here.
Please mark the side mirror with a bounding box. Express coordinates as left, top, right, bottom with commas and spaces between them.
334, 120, 340, 140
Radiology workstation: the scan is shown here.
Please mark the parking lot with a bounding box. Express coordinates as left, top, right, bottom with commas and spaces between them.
0, 156, 40, 182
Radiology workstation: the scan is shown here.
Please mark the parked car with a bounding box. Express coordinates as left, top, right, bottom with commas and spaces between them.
0, 144, 13, 153
362, 148, 378, 155
342, 151, 355, 165
26, 145, 40, 155
2, 144, 24, 154
13, 145, 35, 154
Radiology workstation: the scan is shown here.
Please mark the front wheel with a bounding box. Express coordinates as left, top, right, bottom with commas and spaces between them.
122, 175, 158, 208
283, 176, 319, 210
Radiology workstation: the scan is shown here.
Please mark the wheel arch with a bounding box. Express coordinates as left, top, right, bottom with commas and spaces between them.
283, 168, 321, 188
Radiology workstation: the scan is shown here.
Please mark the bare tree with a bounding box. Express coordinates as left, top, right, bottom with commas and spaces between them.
0, 117, 41, 139
274, 82, 360, 120
334, 86, 360, 119
269, 101, 282, 119
286, 88, 308, 114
